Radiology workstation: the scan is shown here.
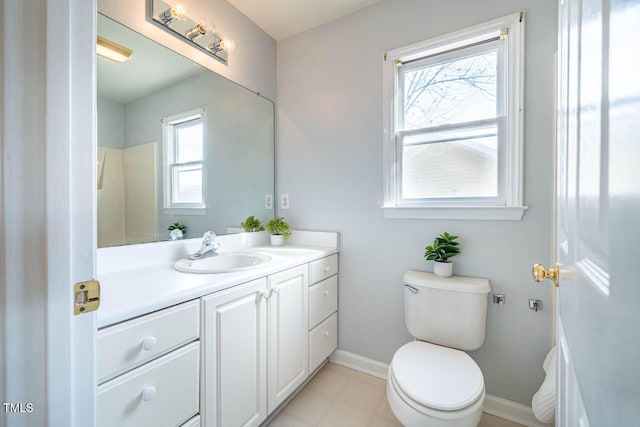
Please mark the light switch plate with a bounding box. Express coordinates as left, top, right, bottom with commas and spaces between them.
265, 194, 273, 209
280, 193, 289, 209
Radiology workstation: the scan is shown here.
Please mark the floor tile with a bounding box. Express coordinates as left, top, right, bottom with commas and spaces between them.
269, 411, 311, 427
282, 387, 332, 425
335, 377, 385, 414
305, 366, 349, 398
366, 415, 403, 427
347, 369, 387, 390
374, 393, 400, 424
317, 401, 370, 427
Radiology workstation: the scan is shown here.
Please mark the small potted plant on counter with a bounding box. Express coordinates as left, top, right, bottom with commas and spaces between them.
265, 217, 292, 246
168, 222, 187, 240
424, 232, 460, 277
240, 215, 265, 232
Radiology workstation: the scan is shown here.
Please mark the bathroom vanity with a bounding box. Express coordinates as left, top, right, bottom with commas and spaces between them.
95, 231, 339, 427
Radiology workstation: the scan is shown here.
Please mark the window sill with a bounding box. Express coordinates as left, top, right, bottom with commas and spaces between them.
162, 207, 207, 216
382, 205, 527, 221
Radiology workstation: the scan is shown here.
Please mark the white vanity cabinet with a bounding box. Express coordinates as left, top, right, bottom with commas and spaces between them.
201, 278, 268, 427
201, 265, 309, 426
267, 265, 309, 413
98, 242, 338, 427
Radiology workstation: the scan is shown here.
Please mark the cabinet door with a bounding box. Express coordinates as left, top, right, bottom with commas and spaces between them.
267, 265, 309, 413
202, 278, 268, 427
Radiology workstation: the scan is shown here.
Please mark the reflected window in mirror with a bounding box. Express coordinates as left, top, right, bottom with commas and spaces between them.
163, 108, 206, 212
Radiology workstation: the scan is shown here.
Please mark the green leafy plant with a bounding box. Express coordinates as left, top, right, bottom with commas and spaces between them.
241, 215, 265, 232
265, 217, 292, 240
424, 232, 460, 262
167, 222, 187, 233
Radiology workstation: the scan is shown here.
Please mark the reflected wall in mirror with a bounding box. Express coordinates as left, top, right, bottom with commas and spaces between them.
97, 14, 274, 248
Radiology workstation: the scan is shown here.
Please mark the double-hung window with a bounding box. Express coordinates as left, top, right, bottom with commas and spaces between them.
383, 13, 526, 220
163, 108, 206, 213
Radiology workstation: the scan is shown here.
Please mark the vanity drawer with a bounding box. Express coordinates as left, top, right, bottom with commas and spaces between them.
97, 342, 200, 427
308, 313, 338, 373
98, 300, 200, 383
309, 254, 338, 285
308, 276, 338, 330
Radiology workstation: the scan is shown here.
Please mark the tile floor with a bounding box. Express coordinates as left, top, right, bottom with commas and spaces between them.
267, 362, 524, 427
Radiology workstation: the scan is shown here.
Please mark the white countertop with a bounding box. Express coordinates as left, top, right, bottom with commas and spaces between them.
97, 244, 337, 328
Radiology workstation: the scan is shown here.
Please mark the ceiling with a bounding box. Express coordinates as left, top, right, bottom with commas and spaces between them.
97, 14, 204, 104
227, 0, 382, 41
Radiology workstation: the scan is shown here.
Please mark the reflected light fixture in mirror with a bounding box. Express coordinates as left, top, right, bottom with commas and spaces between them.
97, 36, 133, 62
148, 0, 233, 65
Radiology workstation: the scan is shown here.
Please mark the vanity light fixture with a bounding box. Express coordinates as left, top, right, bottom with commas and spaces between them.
148, 0, 230, 65
96, 36, 133, 63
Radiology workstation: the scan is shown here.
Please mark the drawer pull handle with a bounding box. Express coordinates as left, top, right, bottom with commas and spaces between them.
323, 289, 330, 296
324, 330, 330, 337
142, 337, 157, 351
324, 266, 330, 273
142, 386, 157, 402
261, 290, 271, 300
272, 287, 280, 295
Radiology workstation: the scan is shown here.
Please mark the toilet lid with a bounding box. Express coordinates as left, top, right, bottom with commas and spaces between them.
390, 341, 484, 411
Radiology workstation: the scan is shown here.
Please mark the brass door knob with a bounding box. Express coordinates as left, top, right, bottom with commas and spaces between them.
532, 263, 560, 287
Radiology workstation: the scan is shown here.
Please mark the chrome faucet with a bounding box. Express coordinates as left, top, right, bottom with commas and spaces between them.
189, 231, 220, 260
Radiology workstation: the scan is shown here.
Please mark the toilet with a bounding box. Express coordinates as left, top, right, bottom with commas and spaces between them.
387, 270, 491, 427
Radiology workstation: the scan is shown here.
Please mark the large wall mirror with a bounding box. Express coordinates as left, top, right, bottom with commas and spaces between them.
97, 14, 274, 248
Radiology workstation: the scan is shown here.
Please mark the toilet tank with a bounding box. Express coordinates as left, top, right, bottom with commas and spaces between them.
403, 270, 491, 351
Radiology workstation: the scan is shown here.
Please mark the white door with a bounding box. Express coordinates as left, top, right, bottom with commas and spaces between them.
201, 278, 268, 427
550, 0, 640, 424
4, 0, 98, 426
268, 265, 309, 413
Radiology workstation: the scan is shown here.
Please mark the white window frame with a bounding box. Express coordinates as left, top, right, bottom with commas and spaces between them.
382, 13, 527, 221
162, 107, 207, 214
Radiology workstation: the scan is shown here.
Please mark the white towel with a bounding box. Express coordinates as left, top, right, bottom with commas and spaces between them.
532, 346, 556, 424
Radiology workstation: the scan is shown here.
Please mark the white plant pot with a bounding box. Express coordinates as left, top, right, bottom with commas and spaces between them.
433, 261, 453, 278
270, 234, 284, 246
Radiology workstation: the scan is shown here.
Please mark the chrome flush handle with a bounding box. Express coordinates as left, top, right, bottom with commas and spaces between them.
404, 284, 419, 294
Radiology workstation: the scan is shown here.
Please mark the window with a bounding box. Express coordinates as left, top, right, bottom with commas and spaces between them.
163, 108, 206, 213
383, 13, 526, 220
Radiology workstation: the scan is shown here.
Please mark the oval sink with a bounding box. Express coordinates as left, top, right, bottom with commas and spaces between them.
174, 252, 272, 274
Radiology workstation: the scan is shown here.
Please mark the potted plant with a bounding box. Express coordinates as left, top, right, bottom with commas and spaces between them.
424, 232, 460, 277
240, 215, 264, 232
265, 217, 292, 246
168, 222, 187, 240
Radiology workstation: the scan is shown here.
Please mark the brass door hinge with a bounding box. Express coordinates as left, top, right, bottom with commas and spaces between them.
74, 280, 101, 315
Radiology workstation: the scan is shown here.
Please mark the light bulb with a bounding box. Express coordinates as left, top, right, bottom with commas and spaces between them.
159, 3, 186, 25
185, 23, 207, 40
200, 17, 216, 35
220, 39, 234, 51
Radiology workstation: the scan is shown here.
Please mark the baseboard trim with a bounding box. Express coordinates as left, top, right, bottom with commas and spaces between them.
483, 394, 552, 427
329, 349, 389, 379
329, 349, 551, 427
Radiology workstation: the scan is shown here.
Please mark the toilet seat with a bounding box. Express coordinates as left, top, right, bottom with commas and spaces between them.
389, 341, 484, 412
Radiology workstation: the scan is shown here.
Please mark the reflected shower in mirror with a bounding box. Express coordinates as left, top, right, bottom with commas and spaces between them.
97, 14, 274, 248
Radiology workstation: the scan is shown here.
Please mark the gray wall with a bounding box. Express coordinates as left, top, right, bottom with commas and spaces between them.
276, 0, 556, 405
123, 72, 274, 240
97, 97, 125, 149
